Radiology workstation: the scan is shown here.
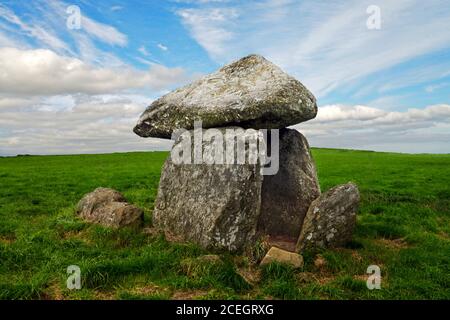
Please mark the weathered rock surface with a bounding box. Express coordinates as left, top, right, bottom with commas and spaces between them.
260, 246, 304, 269
296, 183, 360, 251
258, 129, 320, 239
77, 187, 144, 229
152, 127, 263, 252
134, 54, 317, 139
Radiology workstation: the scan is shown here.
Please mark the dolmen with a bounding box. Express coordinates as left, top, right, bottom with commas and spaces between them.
134, 54, 360, 253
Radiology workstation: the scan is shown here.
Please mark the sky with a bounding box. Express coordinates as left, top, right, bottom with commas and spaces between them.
0, 0, 449, 156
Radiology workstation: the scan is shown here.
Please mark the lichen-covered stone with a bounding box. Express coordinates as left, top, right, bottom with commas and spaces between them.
152, 127, 263, 252
134, 54, 317, 139
77, 187, 143, 229
296, 183, 360, 251
77, 187, 125, 214
260, 246, 304, 269
258, 129, 320, 239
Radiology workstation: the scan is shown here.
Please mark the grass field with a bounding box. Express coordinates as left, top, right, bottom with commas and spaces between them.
0, 149, 449, 300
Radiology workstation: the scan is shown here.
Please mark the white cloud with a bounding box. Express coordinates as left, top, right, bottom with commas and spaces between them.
0, 97, 39, 111
1, 1, 449, 155
0, 94, 173, 156
0, 29, 25, 48
71, 33, 125, 67
177, 0, 450, 98
44, 0, 128, 47
425, 82, 450, 93
295, 104, 450, 153
375, 62, 450, 94
313, 105, 386, 122
0, 1, 130, 66
310, 104, 450, 125
81, 15, 128, 47
0, 3, 70, 53
157, 43, 168, 51
177, 8, 239, 60
110, 6, 124, 11
138, 46, 150, 56
1, 98, 449, 156
135, 56, 162, 66
0, 48, 189, 96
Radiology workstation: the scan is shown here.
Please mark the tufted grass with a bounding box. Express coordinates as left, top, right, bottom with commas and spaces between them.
0, 149, 449, 300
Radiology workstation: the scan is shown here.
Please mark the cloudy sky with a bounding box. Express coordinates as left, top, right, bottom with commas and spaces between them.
0, 0, 449, 156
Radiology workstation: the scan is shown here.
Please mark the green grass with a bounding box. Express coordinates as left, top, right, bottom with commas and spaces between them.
0, 149, 449, 300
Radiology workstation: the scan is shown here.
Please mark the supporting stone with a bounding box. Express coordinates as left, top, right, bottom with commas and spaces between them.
257, 129, 320, 240
152, 127, 263, 252
296, 182, 360, 251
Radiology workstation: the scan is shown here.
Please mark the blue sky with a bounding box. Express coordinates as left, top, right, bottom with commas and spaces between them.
0, 0, 449, 155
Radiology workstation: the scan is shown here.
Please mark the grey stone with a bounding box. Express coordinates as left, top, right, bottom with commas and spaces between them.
152, 127, 263, 252
260, 246, 304, 269
258, 129, 320, 239
77, 187, 143, 229
134, 54, 317, 139
77, 187, 125, 213
296, 183, 360, 251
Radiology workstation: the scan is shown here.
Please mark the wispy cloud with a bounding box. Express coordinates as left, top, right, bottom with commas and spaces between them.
80, 15, 128, 47
177, 7, 238, 60
45, 0, 128, 47
0, 3, 71, 53
177, 0, 450, 99
425, 82, 450, 93
110, 5, 124, 11
0, 0, 129, 64
138, 45, 150, 56
157, 43, 168, 51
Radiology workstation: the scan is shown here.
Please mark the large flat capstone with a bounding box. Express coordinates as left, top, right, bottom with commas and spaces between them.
134, 54, 317, 139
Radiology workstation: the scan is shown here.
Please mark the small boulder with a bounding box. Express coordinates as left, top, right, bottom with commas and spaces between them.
296, 183, 360, 251
77, 187, 125, 213
76, 187, 143, 229
134, 54, 317, 139
260, 247, 304, 269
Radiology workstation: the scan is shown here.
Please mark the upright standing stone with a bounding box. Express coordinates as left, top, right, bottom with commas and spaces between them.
296, 183, 360, 251
258, 129, 320, 239
152, 127, 263, 252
